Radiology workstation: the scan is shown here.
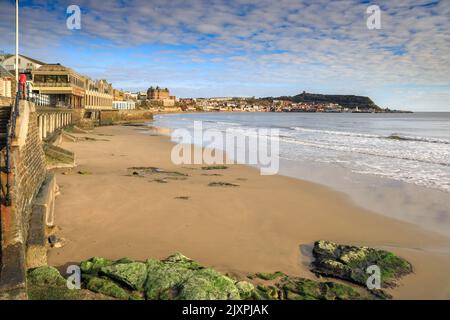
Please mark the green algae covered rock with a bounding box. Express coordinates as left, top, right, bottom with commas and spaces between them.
163, 252, 203, 270
255, 271, 286, 281
27, 266, 66, 287
144, 254, 241, 300
178, 268, 240, 300
144, 258, 195, 299
253, 285, 280, 300
274, 277, 374, 300
86, 277, 130, 300
312, 240, 412, 288
100, 262, 147, 291
236, 281, 255, 299
80, 257, 114, 274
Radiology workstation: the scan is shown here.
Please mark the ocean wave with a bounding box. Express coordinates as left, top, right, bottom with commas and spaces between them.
277, 136, 450, 167
386, 134, 450, 145
290, 126, 450, 145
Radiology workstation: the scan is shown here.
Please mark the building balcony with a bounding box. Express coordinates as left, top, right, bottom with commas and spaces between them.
33, 82, 74, 87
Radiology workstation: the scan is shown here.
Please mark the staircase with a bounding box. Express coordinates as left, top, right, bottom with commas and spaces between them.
0, 106, 11, 150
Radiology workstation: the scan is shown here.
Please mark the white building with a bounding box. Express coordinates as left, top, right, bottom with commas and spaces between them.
0, 54, 46, 74
112, 100, 136, 110
0, 65, 13, 99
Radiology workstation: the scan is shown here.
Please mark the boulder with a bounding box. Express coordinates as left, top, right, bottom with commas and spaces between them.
85, 277, 130, 300
27, 266, 66, 287
277, 277, 374, 300
144, 254, 240, 300
100, 262, 147, 291
80, 257, 114, 274
144, 258, 195, 300
236, 281, 255, 299
312, 240, 412, 288
177, 268, 240, 300
255, 271, 286, 281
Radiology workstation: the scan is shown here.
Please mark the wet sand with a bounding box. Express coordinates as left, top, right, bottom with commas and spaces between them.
48, 125, 450, 299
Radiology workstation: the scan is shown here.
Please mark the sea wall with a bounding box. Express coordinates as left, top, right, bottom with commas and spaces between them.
0, 101, 49, 298
99, 109, 153, 126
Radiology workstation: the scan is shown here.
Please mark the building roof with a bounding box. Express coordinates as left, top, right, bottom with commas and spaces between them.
2, 54, 47, 66
0, 65, 14, 78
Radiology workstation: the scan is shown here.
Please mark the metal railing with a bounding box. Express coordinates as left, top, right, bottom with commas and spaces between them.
1, 90, 20, 206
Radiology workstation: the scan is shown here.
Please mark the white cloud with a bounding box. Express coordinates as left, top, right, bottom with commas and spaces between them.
0, 0, 449, 110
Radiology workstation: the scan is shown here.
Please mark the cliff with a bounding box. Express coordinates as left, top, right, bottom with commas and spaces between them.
274, 92, 381, 110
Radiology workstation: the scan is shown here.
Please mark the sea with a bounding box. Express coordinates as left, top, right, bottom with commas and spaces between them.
152, 112, 450, 237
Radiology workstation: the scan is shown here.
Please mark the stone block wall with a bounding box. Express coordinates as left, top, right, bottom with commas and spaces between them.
12, 110, 48, 232
0, 101, 47, 297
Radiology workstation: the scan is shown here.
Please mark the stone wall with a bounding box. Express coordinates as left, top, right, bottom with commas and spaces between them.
0, 101, 47, 298
99, 109, 153, 126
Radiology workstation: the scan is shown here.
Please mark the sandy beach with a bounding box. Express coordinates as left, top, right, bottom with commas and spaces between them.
47, 124, 450, 300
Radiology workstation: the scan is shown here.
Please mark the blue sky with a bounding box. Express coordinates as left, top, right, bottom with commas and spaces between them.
1, 0, 449, 111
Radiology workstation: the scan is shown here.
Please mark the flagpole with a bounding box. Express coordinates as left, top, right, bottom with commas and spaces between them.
15, 0, 19, 84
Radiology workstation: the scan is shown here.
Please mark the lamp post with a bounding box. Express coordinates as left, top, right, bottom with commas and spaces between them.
15, 0, 19, 84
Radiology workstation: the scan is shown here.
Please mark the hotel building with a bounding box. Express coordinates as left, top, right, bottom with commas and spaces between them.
147, 86, 176, 107
32, 64, 86, 108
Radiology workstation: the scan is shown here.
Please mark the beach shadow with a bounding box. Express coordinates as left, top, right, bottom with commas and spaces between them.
54, 261, 81, 278
299, 244, 314, 268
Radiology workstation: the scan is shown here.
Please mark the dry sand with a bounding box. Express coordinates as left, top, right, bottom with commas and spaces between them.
48, 125, 450, 299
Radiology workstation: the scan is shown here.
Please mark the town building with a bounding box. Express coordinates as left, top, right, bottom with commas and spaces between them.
84, 78, 113, 110
113, 89, 125, 101
147, 86, 176, 107
112, 100, 136, 110
137, 91, 148, 101
0, 65, 14, 100
0, 54, 46, 77
0, 65, 15, 106
32, 64, 86, 108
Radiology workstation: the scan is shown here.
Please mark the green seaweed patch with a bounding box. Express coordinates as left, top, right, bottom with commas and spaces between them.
80, 257, 115, 275
27, 266, 67, 287
100, 262, 147, 291
202, 165, 229, 170
312, 240, 413, 289
77, 170, 92, 175
128, 167, 188, 177
86, 277, 130, 300
255, 271, 286, 281
277, 277, 375, 300
208, 182, 239, 187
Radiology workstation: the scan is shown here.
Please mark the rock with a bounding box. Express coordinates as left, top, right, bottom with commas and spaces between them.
312, 240, 413, 288
85, 277, 130, 300
80, 257, 114, 274
278, 277, 374, 300
177, 268, 240, 300
27, 266, 66, 287
236, 281, 255, 299
144, 258, 195, 299
48, 235, 58, 245
253, 285, 279, 300
255, 271, 286, 281
163, 253, 203, 270
115, 257, 134, 264
144, 253, 240, 300
48, 235, 65, 248
100, 262, 147, 291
